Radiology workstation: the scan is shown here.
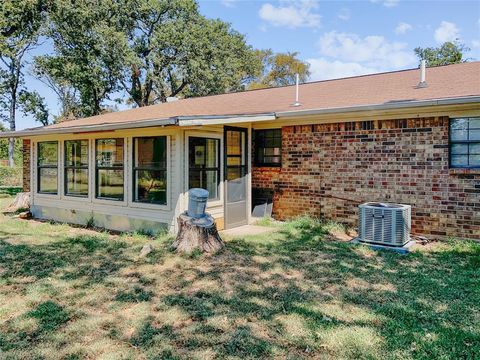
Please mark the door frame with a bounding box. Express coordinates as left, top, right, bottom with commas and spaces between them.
224, 126, 249, 229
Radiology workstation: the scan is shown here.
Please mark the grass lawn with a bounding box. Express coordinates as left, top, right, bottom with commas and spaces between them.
0, 197, 479, 359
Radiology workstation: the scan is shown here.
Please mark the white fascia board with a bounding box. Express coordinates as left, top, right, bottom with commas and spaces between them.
0, 118, 178, 138
177, 114, 276, 126
276, 96, 480, 118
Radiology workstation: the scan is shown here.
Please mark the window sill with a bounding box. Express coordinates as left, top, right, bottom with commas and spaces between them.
449, 168, 480, 175
253, 165, 282, 171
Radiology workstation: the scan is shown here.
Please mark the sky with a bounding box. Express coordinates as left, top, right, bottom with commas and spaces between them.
16, 0, 480, 130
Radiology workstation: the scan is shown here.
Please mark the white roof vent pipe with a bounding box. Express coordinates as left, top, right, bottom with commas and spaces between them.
417, 60, 428, 88
291, 73, 302, 107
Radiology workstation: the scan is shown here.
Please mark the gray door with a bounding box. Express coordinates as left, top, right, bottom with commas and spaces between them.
224, 127, 248, 229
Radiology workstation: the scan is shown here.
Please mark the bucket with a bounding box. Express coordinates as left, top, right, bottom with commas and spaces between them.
187, 188, 209, 218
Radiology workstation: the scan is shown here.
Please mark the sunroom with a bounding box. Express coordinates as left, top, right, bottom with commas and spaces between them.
19, 118, 265, 234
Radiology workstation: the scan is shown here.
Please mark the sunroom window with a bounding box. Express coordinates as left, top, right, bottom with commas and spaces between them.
450, 118, 480, 168
37, 141, 58, 194
95, 138, 124, 200
188, 137, 220, 200
133, 137, 167, 204
65, 140, 88, 197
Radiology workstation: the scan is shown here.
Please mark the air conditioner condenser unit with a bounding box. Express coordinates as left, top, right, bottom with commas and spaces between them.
358, 202, 411, 247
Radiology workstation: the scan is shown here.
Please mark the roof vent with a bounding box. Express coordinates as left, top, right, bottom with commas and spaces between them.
166, 97, 179, 103
291, 73, 302, 107
417, 60, 428, 88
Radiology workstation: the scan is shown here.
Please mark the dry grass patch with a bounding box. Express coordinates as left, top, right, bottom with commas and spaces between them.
0, 204, 479, 359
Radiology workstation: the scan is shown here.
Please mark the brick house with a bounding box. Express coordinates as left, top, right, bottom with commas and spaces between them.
2, 62, 479, 239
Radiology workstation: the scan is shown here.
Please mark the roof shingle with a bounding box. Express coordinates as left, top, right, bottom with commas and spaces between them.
44, 62, 480, 130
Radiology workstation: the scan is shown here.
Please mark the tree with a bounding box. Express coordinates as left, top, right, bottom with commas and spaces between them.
414, 41, 470, 67
0, 0, 48, 166
118, 0, 259, 106
34, 0, 129, 118
247, 50, 310, 90
33, 57, 83, 122
37, 0, 260, 114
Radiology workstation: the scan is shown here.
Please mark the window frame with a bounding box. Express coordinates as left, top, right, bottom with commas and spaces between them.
254, 128, 282, 167
187, 135, 222, 202
132, 136, 168, 205
449, 117, 480, 169
95, 138, 125, 201
64, 139, 89, 198
37, 141, 59, 195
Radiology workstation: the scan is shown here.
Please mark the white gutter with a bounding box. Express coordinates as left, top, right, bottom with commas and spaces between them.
177, 114, 275, 126
0, 117, 178, 138
277, 96, 480, 118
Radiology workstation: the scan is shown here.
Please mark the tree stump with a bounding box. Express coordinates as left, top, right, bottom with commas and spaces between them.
4, 192, 30, 213
172, 212, 224, 254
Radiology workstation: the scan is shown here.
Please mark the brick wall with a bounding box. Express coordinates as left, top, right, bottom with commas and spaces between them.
22, 139, 31, 192
252, 116, 480, 239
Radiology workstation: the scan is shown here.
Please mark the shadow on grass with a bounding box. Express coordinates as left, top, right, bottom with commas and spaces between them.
0, 234, 130, 283
148, 221, 480, 358
0, 218, 479, 359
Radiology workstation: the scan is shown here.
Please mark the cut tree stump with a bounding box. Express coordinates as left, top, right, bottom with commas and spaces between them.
172, 212, 224, 254
4, 192, 30, 213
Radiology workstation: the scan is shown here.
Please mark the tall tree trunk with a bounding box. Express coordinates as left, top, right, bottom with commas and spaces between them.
8, 91, 16, 168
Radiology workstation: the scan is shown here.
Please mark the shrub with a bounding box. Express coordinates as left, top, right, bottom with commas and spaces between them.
0, 166, 22, 187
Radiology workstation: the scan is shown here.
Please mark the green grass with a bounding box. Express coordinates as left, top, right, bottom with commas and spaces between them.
0, 198, 478, 359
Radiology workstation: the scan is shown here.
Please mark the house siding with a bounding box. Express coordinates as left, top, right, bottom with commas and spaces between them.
252, 116, 480, 240
22, 139, 31, 192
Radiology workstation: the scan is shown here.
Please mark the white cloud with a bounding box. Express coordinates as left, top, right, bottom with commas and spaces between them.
434, 21, 460, 43
370, 0, 399, 8
221, 0, 236, 8
307, 30, 417, 81
337, 8, 350, 21
258, 0, 321, 28
318, 31, 416, 69
395, 22, 412, 35
307, 58, 377, 80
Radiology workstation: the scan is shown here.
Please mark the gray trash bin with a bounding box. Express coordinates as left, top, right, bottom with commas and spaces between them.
188, 188, 209, 218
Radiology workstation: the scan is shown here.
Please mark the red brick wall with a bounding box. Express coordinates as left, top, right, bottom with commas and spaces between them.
23, 139, 31, 192
252, 116, 480, 239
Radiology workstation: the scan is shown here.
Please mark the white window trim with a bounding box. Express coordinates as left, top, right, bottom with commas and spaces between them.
185, 131, 224, 209
34, 140, 61, 200
128, 135, 171, 211
62, 139, 91, 202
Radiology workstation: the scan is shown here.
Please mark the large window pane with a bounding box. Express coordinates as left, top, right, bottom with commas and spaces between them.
66, 168, 88, 196
65, 140, 88, 167
96, 139, 124, 200
38, 142, 58, 166
188, 137, 220, 200
449, 118, 480, 168
38, 168, 58, 194
37, 141, 58, 194
65, 140, 88, 197
133, 137, 167, 205
97, 169, 124, 200
96, 139, 124, 167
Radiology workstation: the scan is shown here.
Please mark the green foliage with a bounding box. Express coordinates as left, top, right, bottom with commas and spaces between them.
0, 166, 22, 186
0, 0, 49, 165
414, 41, 470, 66
248, 49, 310, 90
27, 301, 70, 332
18, 90, 49, 125
34, 0, 260, 116
34, 0, 128, 117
